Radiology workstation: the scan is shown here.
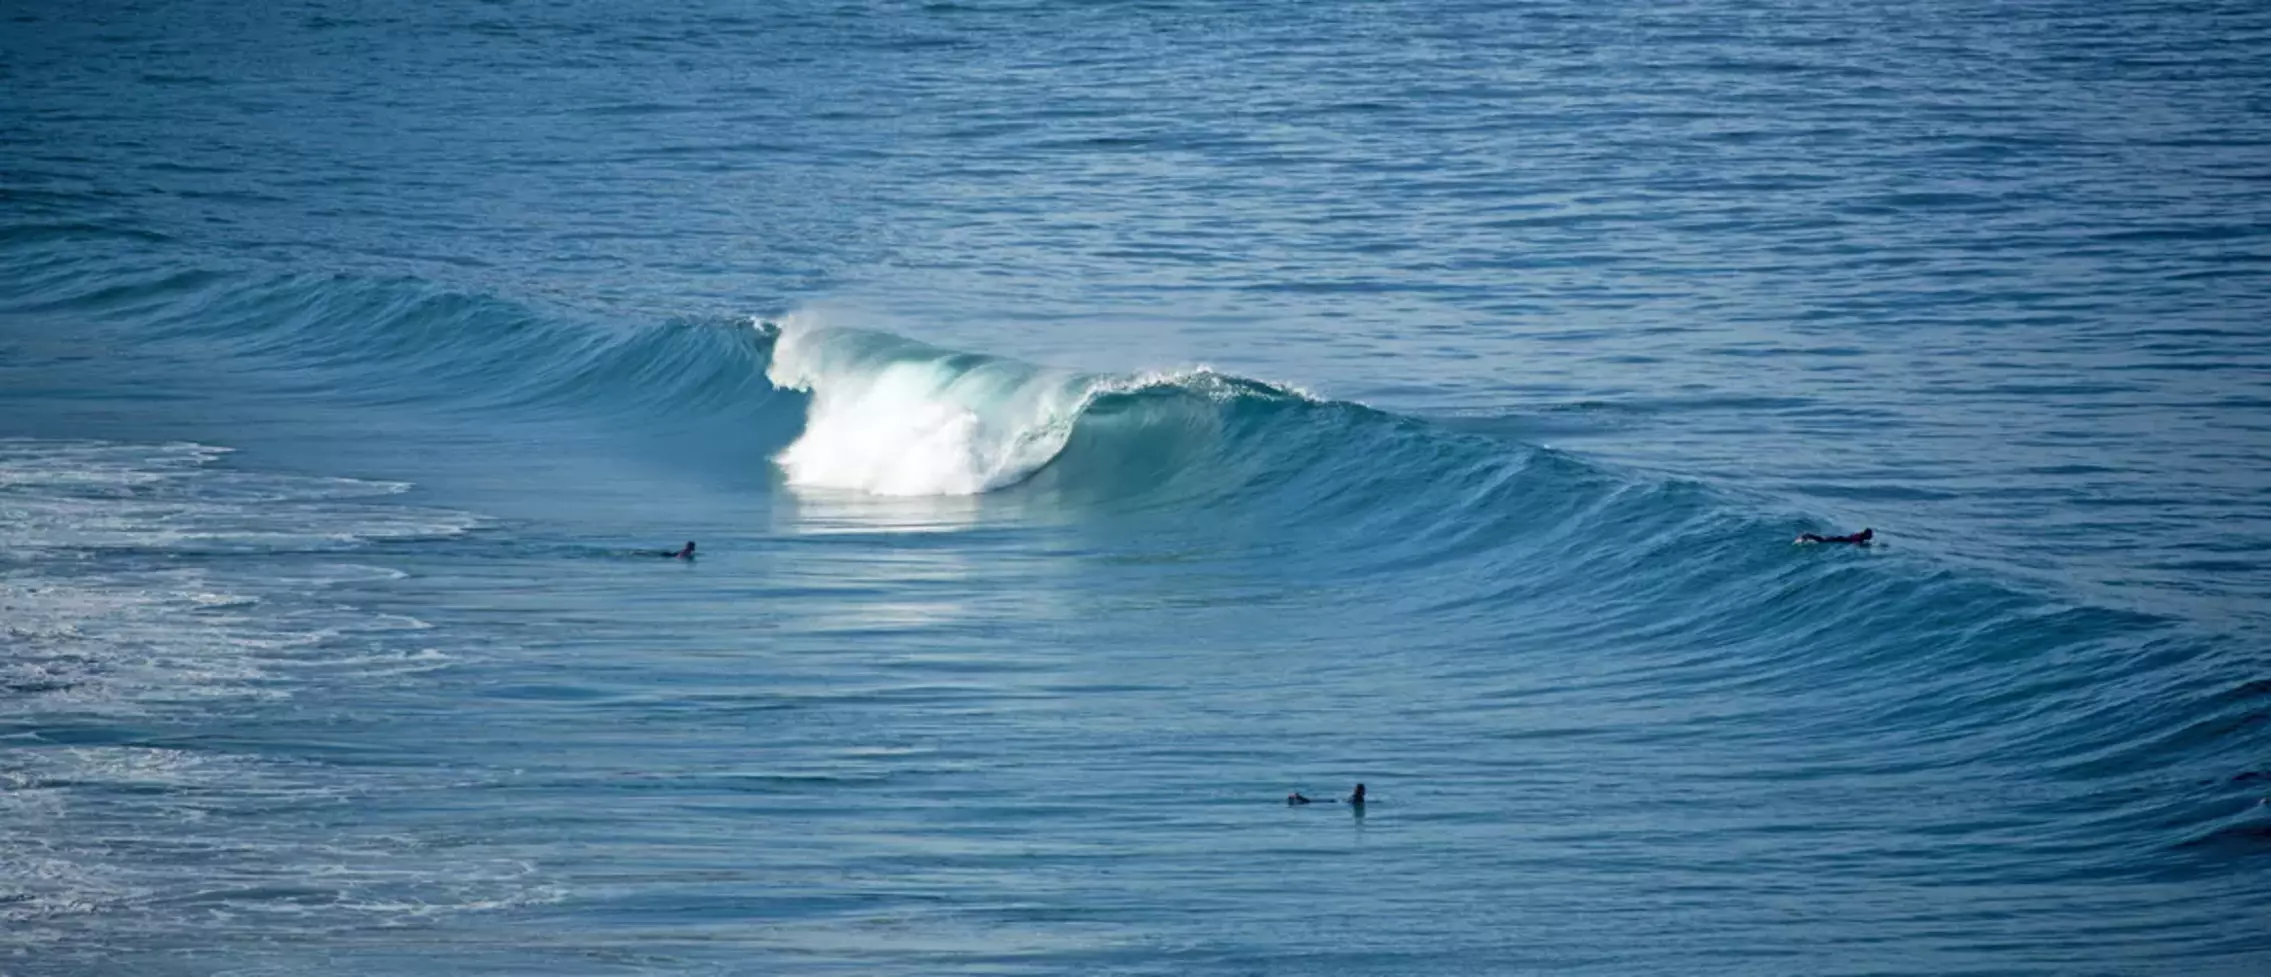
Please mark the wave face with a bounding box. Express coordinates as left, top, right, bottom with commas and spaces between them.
4, 252, 2266, 976
4, 126, 2271, 977
757, 321, 2269, 878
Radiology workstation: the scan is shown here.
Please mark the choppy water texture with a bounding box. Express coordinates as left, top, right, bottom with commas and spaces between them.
4, 1, 2269, 974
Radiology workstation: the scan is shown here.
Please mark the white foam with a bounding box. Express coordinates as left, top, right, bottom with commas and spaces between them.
0, 439, 474, 553
754, 316, 1331, 497
0, 440, 526, 955
0, 438, 475, 714
763, 315, 1103, 495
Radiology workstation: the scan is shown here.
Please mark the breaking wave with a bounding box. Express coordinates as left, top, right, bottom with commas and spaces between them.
759, 314, 1311, 496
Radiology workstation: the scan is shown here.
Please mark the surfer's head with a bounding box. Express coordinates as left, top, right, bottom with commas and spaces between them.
1349, 783, 1366, 804
1857, 528, 1874, 542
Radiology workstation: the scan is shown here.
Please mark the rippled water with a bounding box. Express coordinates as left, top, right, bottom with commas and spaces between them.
3, 0, 2268, 974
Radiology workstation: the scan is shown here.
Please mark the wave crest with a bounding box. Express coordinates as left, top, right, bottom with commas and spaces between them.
761, 317, 1094, 495
758, 315, 1315, 497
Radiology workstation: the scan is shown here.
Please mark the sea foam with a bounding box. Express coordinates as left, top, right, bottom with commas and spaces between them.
761, 316, 1097, 496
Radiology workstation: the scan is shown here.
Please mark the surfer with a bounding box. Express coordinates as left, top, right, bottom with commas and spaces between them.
1797, 528, 1873, 545
1286, 784, 1366, 806
664, 540, 696, 559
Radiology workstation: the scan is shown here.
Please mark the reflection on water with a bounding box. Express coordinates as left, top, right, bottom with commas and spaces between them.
772, 484, 990, 536
767, 483, 1079, 637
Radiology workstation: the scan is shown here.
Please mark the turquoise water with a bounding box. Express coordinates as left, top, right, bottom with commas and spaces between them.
4, 1, 2269, 974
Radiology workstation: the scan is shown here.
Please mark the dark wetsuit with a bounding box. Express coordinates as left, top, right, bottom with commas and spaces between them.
1799, 529, 1873, 545
1288, 784, 1366, 806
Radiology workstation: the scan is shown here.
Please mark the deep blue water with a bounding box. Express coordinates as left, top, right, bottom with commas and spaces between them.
4, 1, 2269, 974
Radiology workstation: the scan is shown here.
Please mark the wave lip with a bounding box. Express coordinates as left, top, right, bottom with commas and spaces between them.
762, 318, 1102, 496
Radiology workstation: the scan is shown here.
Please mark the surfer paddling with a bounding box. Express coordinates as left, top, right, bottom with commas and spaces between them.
1286, 783, 1367, 806
1797, 528, 1873, 546
663, 540, 696, 559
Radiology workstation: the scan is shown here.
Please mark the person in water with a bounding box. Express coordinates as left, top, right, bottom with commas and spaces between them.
1798, 528, 1873, 545
1286, 784, 1366, 806
665, 540, 696, 559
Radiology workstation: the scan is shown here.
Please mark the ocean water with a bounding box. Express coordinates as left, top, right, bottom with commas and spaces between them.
3, 0, 2269, 974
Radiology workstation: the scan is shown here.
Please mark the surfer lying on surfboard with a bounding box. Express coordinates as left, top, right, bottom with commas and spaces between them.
1287, 784, 1367, 805
1796, 528, 1873, 545
662, 540, 695, 559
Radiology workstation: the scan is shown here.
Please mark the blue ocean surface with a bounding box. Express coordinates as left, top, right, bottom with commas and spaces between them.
3, 0, 2269, 974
